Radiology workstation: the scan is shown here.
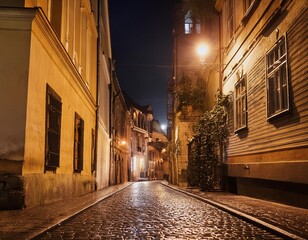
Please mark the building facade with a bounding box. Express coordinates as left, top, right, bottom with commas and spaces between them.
0, 0, 113, 209
168, 0, 220, 186
123, 93, 153, 181
148, 120, 169, 180
95, 0, 112, 190
215, 0, 308, 207
110, 73, 131, 185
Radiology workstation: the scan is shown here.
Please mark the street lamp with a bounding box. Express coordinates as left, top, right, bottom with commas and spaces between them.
196, 42, 223, 75
196, 43, 209, 65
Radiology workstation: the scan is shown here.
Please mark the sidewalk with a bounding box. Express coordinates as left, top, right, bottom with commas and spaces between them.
162, 182, 308, 240
0, 182, 133, 240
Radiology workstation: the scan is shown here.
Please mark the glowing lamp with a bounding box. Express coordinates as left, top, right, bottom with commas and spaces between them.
196, 43, 209, 58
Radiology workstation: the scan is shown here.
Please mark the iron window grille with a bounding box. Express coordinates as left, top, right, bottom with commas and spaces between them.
266, 35, 289, 119
45, 85, 62, 171
74, 113, 84, 172
234, 75, 247, 132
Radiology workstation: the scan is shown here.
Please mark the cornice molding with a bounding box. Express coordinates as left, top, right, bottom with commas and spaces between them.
0, 7, 36, 29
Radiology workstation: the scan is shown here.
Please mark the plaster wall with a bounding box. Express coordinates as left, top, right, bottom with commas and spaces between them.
21, 10, 96, 207
96, 40, 111, 190
96, 118, 110, 189
0, 10, 33, 162
174, 114, 197, 186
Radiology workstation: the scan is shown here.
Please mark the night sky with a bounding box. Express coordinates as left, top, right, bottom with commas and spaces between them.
108, 0, 175, 128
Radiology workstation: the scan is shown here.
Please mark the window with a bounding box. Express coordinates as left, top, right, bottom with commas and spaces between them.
266, 35, 289, 119
234, 75, 247, 132
184, 10, 201, 34
226, 0, 234, 41
137, 137, 141, 152
50, 0, 62, 37
74, 113, 84, 172
241, 0, 260, 25
45, 85, 62, 170
185, 10, 193, 34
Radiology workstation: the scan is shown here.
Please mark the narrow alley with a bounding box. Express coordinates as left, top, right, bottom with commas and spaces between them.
0, 0, 307, 239
36, 181, 281, 239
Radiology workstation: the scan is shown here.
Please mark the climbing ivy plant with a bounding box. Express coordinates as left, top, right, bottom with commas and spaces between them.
187, 91, 230, 191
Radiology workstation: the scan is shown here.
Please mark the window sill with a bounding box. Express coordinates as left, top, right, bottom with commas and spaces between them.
234, 125, 248, 134
45, 165, 57, 173
267, 108, 290, 121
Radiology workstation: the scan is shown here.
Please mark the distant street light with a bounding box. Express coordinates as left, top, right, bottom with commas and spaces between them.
160, 124, 166, 131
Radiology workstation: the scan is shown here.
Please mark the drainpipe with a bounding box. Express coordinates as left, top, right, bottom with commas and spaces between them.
94, 0, 100, 191
108, 74, 112, 186
218, 11, 222, 92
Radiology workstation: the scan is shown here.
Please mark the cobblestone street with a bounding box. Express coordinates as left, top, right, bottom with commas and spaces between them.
36, 181, 282, 239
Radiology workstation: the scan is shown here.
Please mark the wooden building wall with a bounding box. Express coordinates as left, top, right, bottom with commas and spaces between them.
218, 0, 308, 207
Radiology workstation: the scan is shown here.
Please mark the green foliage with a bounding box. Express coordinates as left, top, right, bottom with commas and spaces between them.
177, 74, 206, 112
187, 91, 230, 191
167, 140, 181, 156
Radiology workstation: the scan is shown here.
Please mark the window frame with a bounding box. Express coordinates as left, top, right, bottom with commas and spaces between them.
226, 0, 235, 41
73, 112, 84, 172
184, 10, 193, 34
241, 0, 260, 25
45, 84, 62, 171
234, 74, 248, 133
266, 34, 290, 120
184, 10, 201, 35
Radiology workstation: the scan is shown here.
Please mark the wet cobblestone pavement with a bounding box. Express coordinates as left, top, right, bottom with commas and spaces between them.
36, 181, 282, 239
180, 187, 308, 239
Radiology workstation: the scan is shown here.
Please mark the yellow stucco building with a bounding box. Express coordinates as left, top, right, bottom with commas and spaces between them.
0, 0, 101, 209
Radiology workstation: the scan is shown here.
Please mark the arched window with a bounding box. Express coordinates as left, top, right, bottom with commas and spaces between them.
184, 10, 201, 34
184, 10, 193, 34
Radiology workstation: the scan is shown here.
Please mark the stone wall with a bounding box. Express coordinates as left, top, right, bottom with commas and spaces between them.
0, 175, 24, 210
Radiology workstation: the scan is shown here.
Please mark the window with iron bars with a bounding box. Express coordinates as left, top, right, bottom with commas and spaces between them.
45, 85, 62, 171
74, 113, 84, 172
266, 35, 289, 119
